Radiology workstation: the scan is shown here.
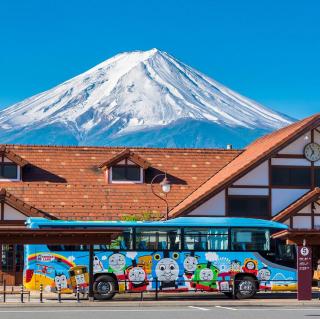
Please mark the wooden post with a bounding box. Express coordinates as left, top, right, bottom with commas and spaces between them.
88, 244, 94, 301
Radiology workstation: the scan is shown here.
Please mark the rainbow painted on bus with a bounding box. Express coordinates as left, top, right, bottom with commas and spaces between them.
23, 217, 297, 299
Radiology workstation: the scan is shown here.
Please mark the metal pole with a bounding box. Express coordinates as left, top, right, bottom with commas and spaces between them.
20, 285, 24, 303
39, 283, 43, 303
155, 277, 158, 300
57, 284, 61, 303
2, 280, 6, 303
88, 244, 94, 301
76, 284, 80, 303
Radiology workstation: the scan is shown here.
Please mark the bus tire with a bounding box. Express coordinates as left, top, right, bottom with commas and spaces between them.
223, 292, 233, 298
235, 276, 257, 299
93, 275, 117, 300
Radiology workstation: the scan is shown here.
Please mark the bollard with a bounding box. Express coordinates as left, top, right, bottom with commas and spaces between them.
155, 277, 158, 300
76, 285, 80, 303
57, 284, 61, 303
39, 283, 43, 303
3, 280, 6, 303
20, 285, 24, 303
232, 277, 236, 300
140, 291, 143, 301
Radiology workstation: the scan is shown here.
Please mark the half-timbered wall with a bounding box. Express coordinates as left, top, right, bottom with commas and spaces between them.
186, 127, 320, 219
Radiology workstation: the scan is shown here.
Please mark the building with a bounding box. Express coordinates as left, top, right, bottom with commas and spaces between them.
1, 113, 320, 285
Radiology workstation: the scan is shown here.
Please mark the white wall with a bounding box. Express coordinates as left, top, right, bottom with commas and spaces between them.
3, 204, 27, 220
296, 204, 311, 215
188, 190, 225, 216
228, 187, 268, 196
292, 216, 312, 229
271, 189, 309, 216
233, 161, 269, 186
271, 158, 311, 166
278, 132, 310, 154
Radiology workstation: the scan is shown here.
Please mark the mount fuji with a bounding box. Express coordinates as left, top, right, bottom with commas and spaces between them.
0, 49, 294, 148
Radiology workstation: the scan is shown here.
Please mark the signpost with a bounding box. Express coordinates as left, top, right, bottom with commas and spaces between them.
297, 245, 312, 300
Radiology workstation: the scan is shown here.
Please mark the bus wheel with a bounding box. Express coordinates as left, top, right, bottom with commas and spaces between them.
235, 276, 257, 299
93, 275, 116, 300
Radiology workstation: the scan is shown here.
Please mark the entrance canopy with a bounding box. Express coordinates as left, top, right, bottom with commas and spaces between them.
272, 229, 320, 245
0, 226, 121, 244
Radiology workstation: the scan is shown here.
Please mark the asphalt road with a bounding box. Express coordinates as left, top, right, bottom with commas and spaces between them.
0, 306, 319, 319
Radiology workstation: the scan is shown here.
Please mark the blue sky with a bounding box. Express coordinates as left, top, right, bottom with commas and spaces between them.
0, 0, 319, 119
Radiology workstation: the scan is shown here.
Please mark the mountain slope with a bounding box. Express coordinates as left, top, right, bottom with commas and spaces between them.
0, 49, 294, 147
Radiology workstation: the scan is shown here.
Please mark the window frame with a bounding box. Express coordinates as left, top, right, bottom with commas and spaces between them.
227, 195, 270, 218
271, 165, 311, 188
109, 165, 143, 184
0, 162, 20, 181
230, 227, 271, 252
135, 227, 181, 251
182, 227, 229, 251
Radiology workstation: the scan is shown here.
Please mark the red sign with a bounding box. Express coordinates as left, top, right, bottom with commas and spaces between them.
297, 245, 312, 300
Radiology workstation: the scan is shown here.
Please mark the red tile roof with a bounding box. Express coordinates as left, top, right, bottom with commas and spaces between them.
0, 145, 241, 220
169, 113, 320, 218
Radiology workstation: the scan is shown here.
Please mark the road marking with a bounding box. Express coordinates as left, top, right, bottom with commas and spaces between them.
188, 306, 210, 311
215, 305, 237, 311
236, 308, 320, 311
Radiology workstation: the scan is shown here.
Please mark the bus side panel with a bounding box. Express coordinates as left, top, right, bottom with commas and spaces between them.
23, 244, 89, 293
23, 248, 297, 293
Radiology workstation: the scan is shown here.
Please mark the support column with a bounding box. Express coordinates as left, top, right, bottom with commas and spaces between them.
88, 244, 94, 301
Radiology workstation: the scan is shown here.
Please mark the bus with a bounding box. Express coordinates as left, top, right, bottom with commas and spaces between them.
23, 217, 297, 300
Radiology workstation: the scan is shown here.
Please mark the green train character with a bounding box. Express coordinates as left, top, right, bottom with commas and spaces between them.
192, 261, 219, 291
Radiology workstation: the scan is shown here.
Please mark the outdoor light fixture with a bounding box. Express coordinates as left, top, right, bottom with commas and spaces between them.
160, 176, 171, 194
150, 173, 171, 220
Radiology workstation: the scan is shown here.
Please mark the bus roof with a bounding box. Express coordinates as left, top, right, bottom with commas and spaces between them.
26, 217, 288, 230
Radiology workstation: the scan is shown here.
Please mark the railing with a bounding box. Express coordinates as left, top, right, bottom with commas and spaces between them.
0, 277, 299, 303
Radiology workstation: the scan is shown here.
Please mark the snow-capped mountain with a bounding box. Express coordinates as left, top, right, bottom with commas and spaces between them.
0, 49, 294, 147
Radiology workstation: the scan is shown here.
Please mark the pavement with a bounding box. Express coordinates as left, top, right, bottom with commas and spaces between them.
0, 305, 319, 319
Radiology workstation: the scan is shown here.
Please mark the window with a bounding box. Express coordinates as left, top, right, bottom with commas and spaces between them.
47, 245, 89, 251
183, 228, 228, 251
0, 163, 18, 179
231, 228, 270, 251
228, 196, 269, 217
94, 228, 133, 250
111, 165, 142, 182
315, 168, 320, 187
136, 228, 180, 250
271, 166, 311, 187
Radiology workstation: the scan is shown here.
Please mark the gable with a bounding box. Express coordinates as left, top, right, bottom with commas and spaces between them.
3, 204, 27, 220
169, 114, 320, 218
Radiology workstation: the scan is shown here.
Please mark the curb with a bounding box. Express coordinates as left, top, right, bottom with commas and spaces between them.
0, 300, 319, 308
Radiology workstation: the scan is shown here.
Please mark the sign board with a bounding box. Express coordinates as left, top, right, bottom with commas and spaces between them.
297, 245, 312, 300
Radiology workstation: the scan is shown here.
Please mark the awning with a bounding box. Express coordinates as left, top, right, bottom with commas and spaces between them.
272, 229, 320, 245
0, 227, 122, 244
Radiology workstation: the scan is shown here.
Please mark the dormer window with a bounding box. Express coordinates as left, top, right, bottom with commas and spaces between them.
0, 163, 18, 180
0, 146, 28, 181
110, 160, 143, 183
98, 148, 150, 184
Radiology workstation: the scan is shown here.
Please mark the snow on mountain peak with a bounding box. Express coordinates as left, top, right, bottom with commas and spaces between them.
0, 49, 294, 147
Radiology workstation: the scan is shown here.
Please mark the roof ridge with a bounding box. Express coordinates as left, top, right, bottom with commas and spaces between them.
3, 143, 243, 152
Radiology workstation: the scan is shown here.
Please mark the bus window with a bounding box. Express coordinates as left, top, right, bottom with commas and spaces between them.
47, 245, 89, 251
95, 228, 133, 250
183, 228, 228, 251
276, 243, 296, 262
135, 228, 180, 250
231, 228, 270, 251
